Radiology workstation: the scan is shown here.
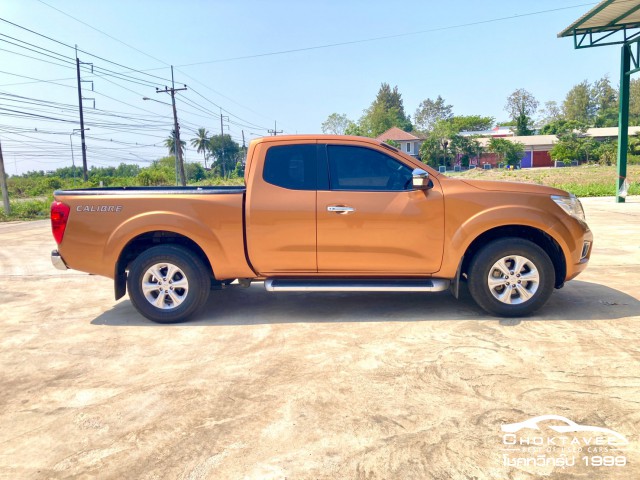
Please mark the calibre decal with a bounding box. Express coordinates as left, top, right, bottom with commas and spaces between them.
76, 205, 123, 213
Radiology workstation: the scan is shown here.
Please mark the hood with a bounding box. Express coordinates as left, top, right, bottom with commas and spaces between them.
459, 179, 569, 196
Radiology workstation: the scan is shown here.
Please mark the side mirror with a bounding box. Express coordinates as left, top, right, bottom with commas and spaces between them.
412, 168, 430, 190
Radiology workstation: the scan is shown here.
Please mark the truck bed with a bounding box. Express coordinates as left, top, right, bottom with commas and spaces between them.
53, 185, 254, 280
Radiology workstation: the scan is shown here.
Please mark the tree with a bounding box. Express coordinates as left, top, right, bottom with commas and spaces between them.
208, 134, 240, 177
413, 95, 453, 132
139, 156, 176, 186
359, 102, 403, 137
595, 140, 617, 165
539, 119, 588, 135
549, 129, 596, 165
592, 76, 618, 127
164, 130, 186, 157
629, 132, 640, 155
191, 128, 210, 168
505, 88, 539, 136
358, 83, 412, 137
419, 119, 457, 168
419, 116, 492, 168
344, 121, 364, 136
449, 135, 482, 168
321, 113, 350, 135
184, 161, 206, 182
448, 115, 494, 133
375, 83, 408, 118
550, 133, 581, 164
538, 100, 563, 128
629, 78, 640, 124
487, 138, 525, 167
419, 136, 446, 169
563, 80, 595, 124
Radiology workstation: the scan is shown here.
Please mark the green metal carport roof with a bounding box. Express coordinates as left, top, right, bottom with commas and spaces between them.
559, 0, 640, 39
559, 0, 640, 202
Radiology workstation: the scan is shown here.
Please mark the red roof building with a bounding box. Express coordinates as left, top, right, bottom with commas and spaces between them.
376, 127, 424, 158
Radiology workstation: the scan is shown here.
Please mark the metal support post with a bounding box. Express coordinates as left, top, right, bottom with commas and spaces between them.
617, 43, 631, 203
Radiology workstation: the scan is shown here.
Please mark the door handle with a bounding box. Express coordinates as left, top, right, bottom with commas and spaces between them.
327, 205, 355, 214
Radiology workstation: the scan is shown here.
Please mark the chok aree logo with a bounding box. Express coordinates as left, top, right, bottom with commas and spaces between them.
500, 415, 629, 469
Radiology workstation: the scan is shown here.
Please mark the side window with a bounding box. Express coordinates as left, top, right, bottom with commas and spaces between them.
263, 144, 316, 190
327, 145, 413, 191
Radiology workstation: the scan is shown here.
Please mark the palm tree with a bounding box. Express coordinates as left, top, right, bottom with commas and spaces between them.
190, 127, 210, 168
164, 130, 186, 157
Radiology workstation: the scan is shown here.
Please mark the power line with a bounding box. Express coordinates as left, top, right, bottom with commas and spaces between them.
183, 86, 271, 130
0, 45, 76, 71
0, 18, 285, 172
36, 0, 170, 67
0, 14, 283, 134
0, 31, 74, 64
175, 2, 602, 67
0, 16, 172, 84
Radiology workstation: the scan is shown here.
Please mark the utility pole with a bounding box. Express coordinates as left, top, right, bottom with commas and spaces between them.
241, 130, 247, 167
156, 66, 187, 186
219, 108, 229, 177
268, 121, 283, 136
0, 139, 10, 216
75, 46, 94, 182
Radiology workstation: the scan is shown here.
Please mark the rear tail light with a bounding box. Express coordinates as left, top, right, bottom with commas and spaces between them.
51, 201, 71, 244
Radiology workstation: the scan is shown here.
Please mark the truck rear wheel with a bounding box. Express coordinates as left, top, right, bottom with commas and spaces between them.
468, 238, 555, 317
127, 245, 210, 323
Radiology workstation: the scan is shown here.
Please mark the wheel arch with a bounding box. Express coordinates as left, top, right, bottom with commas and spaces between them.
114, 231, 214, 300
460, 225, 566, 289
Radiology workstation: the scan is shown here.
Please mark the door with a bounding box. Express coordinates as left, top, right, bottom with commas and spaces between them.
317, 144, 444, 274
245, 142, 319, 274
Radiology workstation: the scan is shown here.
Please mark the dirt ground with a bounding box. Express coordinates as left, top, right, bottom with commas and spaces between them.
0, 196, 639, 480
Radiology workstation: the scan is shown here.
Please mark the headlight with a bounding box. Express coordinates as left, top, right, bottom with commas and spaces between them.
551, 194, 586, 222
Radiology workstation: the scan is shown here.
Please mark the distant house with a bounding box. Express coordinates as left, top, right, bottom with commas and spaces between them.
376, 127, 424, 158
476, 127, 640, 168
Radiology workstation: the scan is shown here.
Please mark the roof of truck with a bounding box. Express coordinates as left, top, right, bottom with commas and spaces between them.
251, 134, 384, 144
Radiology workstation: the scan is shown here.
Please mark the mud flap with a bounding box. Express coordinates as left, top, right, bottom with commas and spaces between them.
114, 269, 127, 300
449, 256, 463, 299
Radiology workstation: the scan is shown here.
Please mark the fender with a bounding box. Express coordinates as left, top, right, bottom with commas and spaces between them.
103, 210, 253, 281
441, 204, 573, 278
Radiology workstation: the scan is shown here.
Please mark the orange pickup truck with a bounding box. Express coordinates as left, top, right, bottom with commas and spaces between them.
50, 135, 592, 323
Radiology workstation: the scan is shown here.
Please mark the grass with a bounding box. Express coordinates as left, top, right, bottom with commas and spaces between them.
447, 164, 640, 197
0, 196, 53, 222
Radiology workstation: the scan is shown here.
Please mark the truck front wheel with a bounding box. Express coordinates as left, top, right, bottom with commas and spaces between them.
468, 238, 555, 317
127, 245, 210, 323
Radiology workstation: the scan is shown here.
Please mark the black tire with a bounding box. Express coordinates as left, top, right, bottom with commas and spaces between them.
127, 245, 210, 323
468, 238, 555, 317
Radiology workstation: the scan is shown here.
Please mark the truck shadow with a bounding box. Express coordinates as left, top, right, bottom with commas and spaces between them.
91, 280, 640, 326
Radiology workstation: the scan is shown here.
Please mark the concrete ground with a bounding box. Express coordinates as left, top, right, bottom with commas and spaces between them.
0, 196, 639, 480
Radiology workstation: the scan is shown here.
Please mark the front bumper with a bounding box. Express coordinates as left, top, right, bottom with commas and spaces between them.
565, 228, 593, 282
51, 250, 68, 271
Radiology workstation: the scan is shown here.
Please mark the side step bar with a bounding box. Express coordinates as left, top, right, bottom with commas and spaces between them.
264, 278, 450, 292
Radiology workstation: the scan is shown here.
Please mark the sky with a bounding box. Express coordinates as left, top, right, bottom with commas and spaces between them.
0, 0, 624, 174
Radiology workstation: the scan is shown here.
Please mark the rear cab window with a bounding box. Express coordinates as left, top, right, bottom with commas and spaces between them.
263, 144, 317, 190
